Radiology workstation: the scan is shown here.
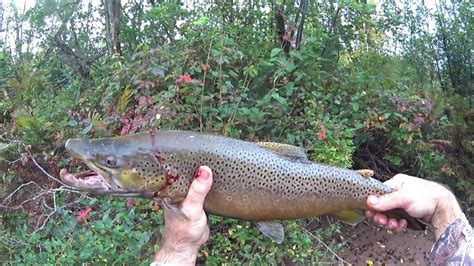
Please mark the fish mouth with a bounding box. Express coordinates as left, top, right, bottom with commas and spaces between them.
60, 168, 151, 197
60, 168, 112, 193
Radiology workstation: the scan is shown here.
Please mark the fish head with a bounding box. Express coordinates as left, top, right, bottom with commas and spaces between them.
60, 135, 167, 197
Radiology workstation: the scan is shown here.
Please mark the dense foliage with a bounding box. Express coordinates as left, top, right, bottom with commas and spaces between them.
0, 0, 472, 264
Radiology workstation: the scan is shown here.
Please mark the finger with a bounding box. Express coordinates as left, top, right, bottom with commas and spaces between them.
182, 166, 213, 209
374, 213, 388, 225
394, 219, 407, 232
384, 178, 402, 190
367, 191, 406, 212
384, 174, 408, 190
385, 218, 398, 230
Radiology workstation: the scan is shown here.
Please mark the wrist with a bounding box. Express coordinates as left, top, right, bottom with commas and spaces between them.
431, 189, 463, 239
154, 240, 199, 265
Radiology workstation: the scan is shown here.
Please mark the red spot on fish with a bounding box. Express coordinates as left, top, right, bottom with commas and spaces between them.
77, 207, 93, 222
165, 173, 180, 186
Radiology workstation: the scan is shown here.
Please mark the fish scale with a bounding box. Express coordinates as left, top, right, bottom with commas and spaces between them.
62, 129, 425, 242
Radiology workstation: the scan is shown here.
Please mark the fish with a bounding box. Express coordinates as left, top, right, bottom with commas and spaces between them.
60, 130, 425, 242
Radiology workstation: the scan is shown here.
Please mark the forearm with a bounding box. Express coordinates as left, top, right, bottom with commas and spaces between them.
154, 242, 199, 265
431, 191, 464, 238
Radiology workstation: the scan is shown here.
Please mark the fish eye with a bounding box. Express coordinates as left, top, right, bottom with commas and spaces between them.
105, 156, 117, 167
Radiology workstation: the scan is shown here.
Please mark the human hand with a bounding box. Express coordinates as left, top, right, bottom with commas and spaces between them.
366, 174, 463, 238
153, 166, 213, 265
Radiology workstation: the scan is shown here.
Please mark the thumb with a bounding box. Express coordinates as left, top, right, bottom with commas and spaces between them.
367, 191, 406, 212
182, 166, 213, 208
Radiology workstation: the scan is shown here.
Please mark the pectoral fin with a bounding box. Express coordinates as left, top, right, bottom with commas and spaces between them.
254, 221, 284, 243
257, 142, 310, 163
155, 197, 189, 221
331, 209, 366, 226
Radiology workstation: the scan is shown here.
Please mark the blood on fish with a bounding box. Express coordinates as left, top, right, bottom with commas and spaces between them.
149, 130, 156, 146
165, 173, 179, 186
153, 152, 166, 164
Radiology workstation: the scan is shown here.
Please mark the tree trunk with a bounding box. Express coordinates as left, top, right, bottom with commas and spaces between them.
295, 0, 308, 49
103, 0, 121, 55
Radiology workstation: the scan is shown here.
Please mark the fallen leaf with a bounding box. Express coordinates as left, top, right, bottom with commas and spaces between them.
77, 207, 93, 222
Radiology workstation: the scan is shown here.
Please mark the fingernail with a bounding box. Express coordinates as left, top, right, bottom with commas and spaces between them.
368, 195, 379, 205
195, 167, 209, 181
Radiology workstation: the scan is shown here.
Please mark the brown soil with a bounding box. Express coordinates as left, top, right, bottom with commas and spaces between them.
338, 221, 435, 265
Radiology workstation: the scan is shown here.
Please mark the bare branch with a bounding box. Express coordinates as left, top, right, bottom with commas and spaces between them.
27, 151, 70, 186
0, 236, 30, 246
1, 181, 41, 207
302, 226, 349, 264
31, 209, 57, 235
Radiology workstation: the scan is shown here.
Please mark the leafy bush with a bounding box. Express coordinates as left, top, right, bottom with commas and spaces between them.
1, 0, 472, 264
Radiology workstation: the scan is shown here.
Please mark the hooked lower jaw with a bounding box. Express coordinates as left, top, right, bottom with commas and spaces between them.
59, 168, 154, 197
60, 168, 112, 193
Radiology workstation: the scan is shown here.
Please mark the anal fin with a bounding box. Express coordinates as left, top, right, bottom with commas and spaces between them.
331, 209, 366, 226
254, 221, 284, 243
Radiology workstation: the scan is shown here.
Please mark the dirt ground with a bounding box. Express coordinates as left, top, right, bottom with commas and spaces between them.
338, 221, 435, 265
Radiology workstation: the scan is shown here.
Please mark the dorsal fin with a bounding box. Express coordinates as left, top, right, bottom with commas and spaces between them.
256, 142, 310, 163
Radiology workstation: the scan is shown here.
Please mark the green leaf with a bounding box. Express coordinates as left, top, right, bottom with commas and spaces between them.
272, 93, 287, 105
285, 60, 296, 72
150, 66, 165, 77
139, 232, 151, 245
351, 102, 360, 111
82, 123, 93, 135
288, 133, 296, 144
384, 155, 402, 165
270, 48, 281, 57
285, 82, 295, 96
67, 120, 78, 127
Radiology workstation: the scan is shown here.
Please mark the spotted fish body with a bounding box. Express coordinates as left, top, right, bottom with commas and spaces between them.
62, 130, 424, 235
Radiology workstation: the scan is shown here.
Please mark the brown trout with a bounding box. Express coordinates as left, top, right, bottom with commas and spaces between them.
60, 130, 424, 242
